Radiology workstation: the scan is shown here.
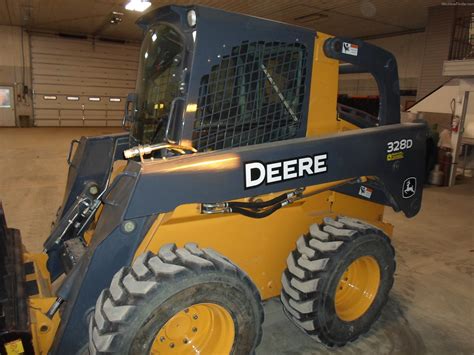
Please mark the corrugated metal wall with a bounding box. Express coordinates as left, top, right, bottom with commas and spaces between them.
416, 6, 473, 101
31, 34, 140, 126
416, 6, 456, 100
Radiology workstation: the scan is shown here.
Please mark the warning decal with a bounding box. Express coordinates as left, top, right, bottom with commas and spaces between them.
342, 42, 359, 56
358, 186, 373, 199
4, 339, 24, 355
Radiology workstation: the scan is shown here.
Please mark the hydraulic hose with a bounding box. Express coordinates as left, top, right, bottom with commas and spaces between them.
227, 177, 362, 219
230, 204, 282, 219
227, 192, 289, 209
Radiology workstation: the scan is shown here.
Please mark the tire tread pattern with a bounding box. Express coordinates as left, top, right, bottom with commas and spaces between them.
89, 243, 264, 354
280, 216, 395, 347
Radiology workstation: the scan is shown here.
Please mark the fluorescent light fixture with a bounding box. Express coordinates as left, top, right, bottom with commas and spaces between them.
125, 0, 151, 12
89, 97, 101, 102
109, 97, 121, 102
67, 96, 79, 101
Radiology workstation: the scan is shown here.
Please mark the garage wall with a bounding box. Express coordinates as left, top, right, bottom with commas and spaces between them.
417, 6, 474, 101
0, 25, 33, 124
416, 6, 457, 101
31, 34, 140, 127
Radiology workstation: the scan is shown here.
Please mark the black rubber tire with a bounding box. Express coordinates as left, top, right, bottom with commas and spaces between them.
89, 243, 264, 354
281, 216, 396, 347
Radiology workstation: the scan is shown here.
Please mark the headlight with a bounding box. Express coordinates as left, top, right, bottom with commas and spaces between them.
187, 9, 197, 27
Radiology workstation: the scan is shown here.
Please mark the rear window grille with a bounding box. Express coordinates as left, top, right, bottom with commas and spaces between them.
193, 41, 307, 151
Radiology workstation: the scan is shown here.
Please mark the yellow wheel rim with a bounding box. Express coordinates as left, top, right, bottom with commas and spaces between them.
335, 256, 381, 322
150, 303, 235, 354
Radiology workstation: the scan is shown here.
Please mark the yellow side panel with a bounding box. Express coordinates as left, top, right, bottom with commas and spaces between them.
135, 189, 391, 301
306, 33, 340, 137
22, 252, 60, 354
139, 194, 331, 300
29, 297, 60, 355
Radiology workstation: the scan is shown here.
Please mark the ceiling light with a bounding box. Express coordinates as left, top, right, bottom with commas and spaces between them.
109, 12, 123, 24
125, 0, 151, 12
151, 33, 157, 42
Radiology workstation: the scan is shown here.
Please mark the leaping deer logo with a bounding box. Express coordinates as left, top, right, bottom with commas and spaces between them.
402, 177, 417, 199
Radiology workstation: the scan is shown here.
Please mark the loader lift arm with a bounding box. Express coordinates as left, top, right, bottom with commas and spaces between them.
46, 133, 129, 281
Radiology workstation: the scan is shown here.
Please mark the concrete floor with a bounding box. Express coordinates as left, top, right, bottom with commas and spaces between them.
0, 128, 473, 354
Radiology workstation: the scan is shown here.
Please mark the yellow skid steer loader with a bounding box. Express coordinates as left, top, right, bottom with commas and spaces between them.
0, 5, 427, 354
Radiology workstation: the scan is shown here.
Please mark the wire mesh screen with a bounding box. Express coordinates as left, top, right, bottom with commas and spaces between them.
449, 14, 474, 60
193, 41, 307, 151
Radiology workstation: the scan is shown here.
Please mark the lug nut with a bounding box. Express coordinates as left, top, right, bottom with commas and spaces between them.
160, 336, 165, 342
183, 338, 189, 344
184, 308, 189, 313
192, 327, 198, 332
170, 343, 175, 348
193, 314, 198, 320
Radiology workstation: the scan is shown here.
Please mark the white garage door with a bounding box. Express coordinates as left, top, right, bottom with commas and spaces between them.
31, 34, 140, 127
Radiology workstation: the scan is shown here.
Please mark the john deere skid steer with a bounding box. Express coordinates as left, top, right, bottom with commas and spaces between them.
0, 5, 426, 354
